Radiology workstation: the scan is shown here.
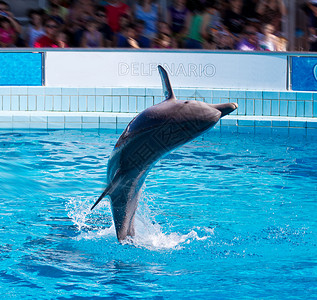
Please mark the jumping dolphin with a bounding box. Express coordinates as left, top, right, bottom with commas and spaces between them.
91, 65, 238, 242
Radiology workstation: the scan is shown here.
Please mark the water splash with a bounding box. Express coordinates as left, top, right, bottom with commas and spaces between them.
65, 193, 214, 251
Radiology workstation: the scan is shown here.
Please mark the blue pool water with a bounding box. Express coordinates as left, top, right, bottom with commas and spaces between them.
0, 129, 316, 299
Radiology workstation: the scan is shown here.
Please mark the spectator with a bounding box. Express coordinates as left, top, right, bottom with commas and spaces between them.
216, 31, 235, 50
135, 19, 151, 48
256, 0, 286, 33
105, 0, 131, 33
116, 23, 140, 48
184, 2, 205, 49
24, 9, 45, 47
259, 23, 278, 51
167, 0, 189, 47
46, 0, 68, 21
49, 3, 65, 26
0, 17, 16, 47
133, 0, 160, 39
236, 24, 260, 51
34, 17, 66, 48
304, 0, 317, 51
156, 21, 177, 48
0, 0, 22, 46
223, 0, 245, 37
94, 5, 113, 47
153, 32, 172, 48
80, 19, 103, 47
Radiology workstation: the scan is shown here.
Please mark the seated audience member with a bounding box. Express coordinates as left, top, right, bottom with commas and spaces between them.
24, 9, 45, 47
80, 19, 103, 47
34, 17, 66, 48
49, 3, 65, 26
105, 0, 131, 33
216, 31, 235, 50
135, 19, 151, 48
256, 0, 286, 33
117, 23, 140, 48
46, 0, 68, 21
235, 24, 260, 50
223, 0, 245, 37
94, 5, 113, 47
133, 0, 160, 39
259, 23, 278, 51
184, 2, 205, 49
0, 16, 16, 47
156, 21, 177, 48
153, 32, 172, 48
304, 0, 317, 51
0, 0, 22, 46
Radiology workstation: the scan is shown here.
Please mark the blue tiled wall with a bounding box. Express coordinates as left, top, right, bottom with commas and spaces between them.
0, 87, 316, 118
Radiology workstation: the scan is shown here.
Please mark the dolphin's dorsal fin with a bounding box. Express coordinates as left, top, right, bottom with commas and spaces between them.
158, 65, 175, 101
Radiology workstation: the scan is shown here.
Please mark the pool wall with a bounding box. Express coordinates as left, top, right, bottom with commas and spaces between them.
0, 50, 316, 135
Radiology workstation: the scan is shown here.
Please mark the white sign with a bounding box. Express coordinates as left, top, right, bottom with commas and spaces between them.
45, 51, 287, 90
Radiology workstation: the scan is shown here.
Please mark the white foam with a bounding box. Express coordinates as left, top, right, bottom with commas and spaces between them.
66, 194, 215, 250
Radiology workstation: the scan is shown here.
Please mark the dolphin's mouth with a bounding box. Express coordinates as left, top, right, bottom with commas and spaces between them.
212, 102, 238, 118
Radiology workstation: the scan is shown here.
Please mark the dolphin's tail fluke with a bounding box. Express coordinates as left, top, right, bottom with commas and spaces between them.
158, 65, 175, 101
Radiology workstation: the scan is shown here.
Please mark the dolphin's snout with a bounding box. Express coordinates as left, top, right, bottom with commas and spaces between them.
211, 102, 238, 118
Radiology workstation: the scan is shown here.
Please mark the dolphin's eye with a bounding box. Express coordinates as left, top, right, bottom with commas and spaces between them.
184, 101, 189, 104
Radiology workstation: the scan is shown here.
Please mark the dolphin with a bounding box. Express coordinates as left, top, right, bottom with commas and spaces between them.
91, 65, 238, 242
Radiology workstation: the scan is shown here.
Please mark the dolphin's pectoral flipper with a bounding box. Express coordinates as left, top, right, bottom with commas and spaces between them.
158, 65, 175, 101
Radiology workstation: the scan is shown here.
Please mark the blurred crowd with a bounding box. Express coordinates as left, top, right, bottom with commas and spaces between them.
0, 0, 315, 51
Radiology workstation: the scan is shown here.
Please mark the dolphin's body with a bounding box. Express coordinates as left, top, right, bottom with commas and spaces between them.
91, 65, 238, 241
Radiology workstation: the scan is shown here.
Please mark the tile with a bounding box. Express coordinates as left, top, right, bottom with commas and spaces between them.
100, 123, 117, 129
304, 101, 313, 117
229, 90, 246, 98
48, 116, 64, 123
263, 91, 279, 100
13, 122, 29, 129
12, 87, 27, 95
146, 88, 161, 96
112, 88, 128, 96
255, 127, 272, 135
112, 96, 120, 112
221, 125, 238, 134
128, 88, 146, 96
314, 101, 317, 118
255, 120, 271, 127
11, 96, 19, 111
212, 97, 220, 104
117, 116, 133, 123
128, 96, 137, 113
0, 96, 2, 110
13, 115, 30, 122
28, 96, 36, 111
289, 127, 306, 136
65, 123, 81, 129
48, 123, 64, 129
87, 96, 96, 112
212, 90, 229, 98
0, 115, 12, 122
0, 122, 12, 129
96, 96, 103, 112
271, 100, 279, 116
120, 96, 129, 113
100, 116, 116, 123
96, 88, 112, 96
221, 119, 237, 126
45, 96, 53, 110
136, 96, 145, 112
246, 99, 254, 115
3, 96, 10, 110
61, 96, 69, 111
44, 87, 61, 95
62, 88, 78, 96
296, 101, 304, 117
83, 116, 99, 123
272, 120, 289, 127
82, 123, 99, 129
37, 95, 45, 111
154, 96, 163, 105
28, 87, 45, 95
262, 100, 271, 116
272, 127, 288, 136
307, 128, 317, 136
238, 119, 254, 126
65, 116, 81, 123
254, 100, 262, 116
288, 101, 296, 117
116, 123, 129, 130
78, 96, 87, 112
145, 96, 153, 108
279, 101, 288, 116
70, 96, 79, 112
104, 96, 112, 112
30, 122, 47, 129
20, 96, 28, 111
237, 99, 245, 115
204, 97, 212, 104
313, 93, 317, 101
196, 89, 211, 98
53, 96, 62, 111
78, 88, 95, 96
31, 115, 48, 122
290, 121, 306, 128
279, 92, 296, 100
246, 91, 262, 99
0, 88, 11, 95
296, 92, 313, 101
307, 121, 317, 128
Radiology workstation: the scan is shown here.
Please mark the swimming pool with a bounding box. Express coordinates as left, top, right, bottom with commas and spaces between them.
0, 129, 316, 299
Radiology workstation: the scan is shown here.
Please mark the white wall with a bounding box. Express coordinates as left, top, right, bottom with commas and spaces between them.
45, 50, 288, 90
